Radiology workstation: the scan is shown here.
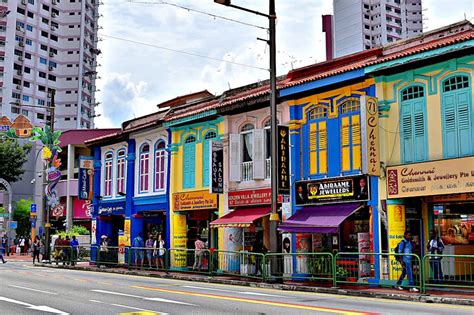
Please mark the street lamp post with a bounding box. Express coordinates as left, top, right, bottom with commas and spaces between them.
214, 1, 280, 252
10, 89, 56, 262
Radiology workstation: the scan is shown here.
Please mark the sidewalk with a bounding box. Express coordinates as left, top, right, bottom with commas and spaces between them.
37, 263, 474, 306
2, 253, 33, 262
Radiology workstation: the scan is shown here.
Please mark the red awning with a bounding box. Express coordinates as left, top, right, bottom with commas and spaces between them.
210, 207, 271, 228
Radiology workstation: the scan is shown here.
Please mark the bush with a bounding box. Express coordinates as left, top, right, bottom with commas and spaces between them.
71, 225, 90, 235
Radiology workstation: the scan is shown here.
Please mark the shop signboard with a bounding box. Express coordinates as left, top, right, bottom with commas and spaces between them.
360, 95, 380, 176
118, 233, 126, 265
294, 175, 370, 205
228, 188, 271, 207
172, 214, 187, 267
277, 125, 290, 194
73, 198, 92, 219
78, 156, 94, 200
173, 190, 217, 211
387, 156, 474, 199
387, 204, 406, 280
124, 219, 131, 246
98, 201, 125, 215
209, 140, 224, 194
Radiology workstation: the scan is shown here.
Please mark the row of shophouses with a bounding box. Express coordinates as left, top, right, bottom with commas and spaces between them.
83, 21, 474, 266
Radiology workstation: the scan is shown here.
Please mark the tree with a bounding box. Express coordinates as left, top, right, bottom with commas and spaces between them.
0, 139, 32, 183
13, 198, 32, 238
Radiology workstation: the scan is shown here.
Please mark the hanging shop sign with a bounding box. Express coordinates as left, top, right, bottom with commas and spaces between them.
98, 201, 125, 215
360, 95, 380, 176
124, 219, 131, 246
387, 156, 474, 199
73, 198, 92, 219
173, 190, 218, 211
228, 188, 271, 207
78, 156, 94, 200
209, 140, 224, 194
294, 175, 370, 205
277, 125, 290, 194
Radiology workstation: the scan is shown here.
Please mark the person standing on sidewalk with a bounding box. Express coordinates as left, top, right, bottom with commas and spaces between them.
427, 229, 445, 283
396, 231, 419, 292
0, 238, 6, 264
132, 233, 144, 269
53, 235, 63, 265
154, 233, 165, 269
193, 235, 205, 271
145, 234, 154, 269
70, 235, 79, 266
32, 236, 40, 265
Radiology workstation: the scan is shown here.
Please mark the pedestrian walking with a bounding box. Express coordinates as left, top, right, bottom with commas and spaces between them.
396, 231, 419, 292
53, 235, 63, 265
19, 237, 25, 255
252, 231, 267, 276
145, 234, 154, 269
132, 233, 144, 269
0, 238, 7, 264
70, 235, 79, 266
427, 229, 445, 283
193, 235, 205, 271
32, 235, 41, 264
1, 235, 8, 257
62, 236, 71, 265
154, 233, 165, 269
99, 235, 109, 268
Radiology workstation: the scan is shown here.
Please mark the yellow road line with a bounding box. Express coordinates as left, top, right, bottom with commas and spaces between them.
131, 285, 371, 315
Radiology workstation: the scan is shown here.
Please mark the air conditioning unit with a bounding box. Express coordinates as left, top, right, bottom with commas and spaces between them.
49, 52, 54, 57
19, 42, 24, 47
48, 66, 53, 71
52, 0, 57, 4
16, 70, 22, 75
18, 56, 23, 61
16, 85, 21, 90
51, 12, 57, 18
21, 0, 26, 5
50, 26, 56, 31
16, 25, 21, 31
15, 98, 21, 104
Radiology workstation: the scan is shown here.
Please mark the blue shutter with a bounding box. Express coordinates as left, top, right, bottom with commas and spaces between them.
442, 93, 458, 158
413, 99, 426, 162
456, 90, 472, 156
183, 143, 195, 188
202, 139, 210, 187
401, 103, 413, 163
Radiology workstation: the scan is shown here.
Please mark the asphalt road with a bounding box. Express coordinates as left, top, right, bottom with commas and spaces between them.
0, 262, 472, 315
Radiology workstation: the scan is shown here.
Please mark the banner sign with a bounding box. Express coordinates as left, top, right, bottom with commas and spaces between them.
78, 156, 94, 200
73, 198, 92, 219
98, 201, 125, 215
294, 175, 370, 205
277, 125, 290, 194
387, 156, 474, 199
172, 214, 187, 267
173, 190, 218, 211
228, 188, 271, 207
91, 219, 97, 245
387, 204, 406, 280
209, 140, 224, 194
360, 95, 380, 176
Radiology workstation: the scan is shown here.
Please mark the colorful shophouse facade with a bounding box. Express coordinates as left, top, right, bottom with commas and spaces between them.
369, 22, 474, 266
87, 110, 170, 248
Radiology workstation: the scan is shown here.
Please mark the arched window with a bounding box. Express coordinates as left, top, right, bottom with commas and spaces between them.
240, 124, 255, 181
202, 131, 217, 187
441, 75, 472, 157
104, 152, 113, 197
307, 106, 328, 175
116, 149, 126, 195
183, 135, 196, 188
400, 85, 427, 163
139, 144, 150, 193
340, 98, 361, 172
154, 140, 166, 191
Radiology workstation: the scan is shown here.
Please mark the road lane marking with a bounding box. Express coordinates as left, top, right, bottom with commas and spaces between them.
89, 300, 102, 303
131, 286, 372, 315
182, 285, 283, 297
8, 284, 58, 295
0, 296, 69, 314
113, 304, 167, 314
92, 289, 196, 306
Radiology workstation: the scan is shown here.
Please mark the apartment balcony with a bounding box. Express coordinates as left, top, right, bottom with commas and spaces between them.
242, 161, 253, 182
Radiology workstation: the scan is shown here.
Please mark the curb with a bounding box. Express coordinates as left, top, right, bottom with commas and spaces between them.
37, 264, 474, 306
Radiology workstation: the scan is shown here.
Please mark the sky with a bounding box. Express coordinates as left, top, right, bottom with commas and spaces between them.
93, 0, 474, 128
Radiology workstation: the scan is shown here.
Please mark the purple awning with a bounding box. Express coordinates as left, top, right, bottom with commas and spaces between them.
278, 203, 362, 233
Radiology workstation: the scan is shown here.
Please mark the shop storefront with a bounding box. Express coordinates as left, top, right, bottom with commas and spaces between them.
387, 156, 474, 266
95, 200, 126, 247
73, 198, 92, 231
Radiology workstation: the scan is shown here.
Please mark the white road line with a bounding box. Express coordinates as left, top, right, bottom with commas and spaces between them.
111, 303, 168, 314
182, 285, 283, 297
0, 296, 34, 307
0, 296, 68, 314
8, 284, 58, 295
89, 300, 102, 303
92, 289, 196, 306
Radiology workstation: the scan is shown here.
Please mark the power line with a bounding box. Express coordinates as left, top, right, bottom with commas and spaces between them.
127, 0, 267, 30
99, 34, 269, 71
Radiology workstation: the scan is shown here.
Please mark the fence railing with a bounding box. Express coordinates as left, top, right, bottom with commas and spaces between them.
242, 161, 253, 181
45, 247, 473, 293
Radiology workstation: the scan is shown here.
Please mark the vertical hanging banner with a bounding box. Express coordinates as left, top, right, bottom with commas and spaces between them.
277, 125, 290, 194
387, 204, 406, 280
360, 95, 380, 176
78, 156, 94, 200
209, 140, 224, 194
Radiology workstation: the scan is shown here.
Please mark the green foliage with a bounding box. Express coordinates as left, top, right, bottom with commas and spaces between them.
13, 199, 32, 237
30, 126, 62, 152
0, 206, 5, 213
71, 225, 90, 235
0, 139, 33, 183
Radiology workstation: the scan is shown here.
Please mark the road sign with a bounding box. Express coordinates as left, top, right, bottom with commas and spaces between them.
8, 221, 17, 229
0, 213, 9, 218
30, 203, 37, 213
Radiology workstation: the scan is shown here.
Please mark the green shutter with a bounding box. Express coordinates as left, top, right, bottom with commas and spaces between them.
443, 93, 458, 158
183, 143, 195, 188
456, 90, 472, 156
401, 103, 414, 163
413, 99, 426, 162
202, 140, 210, 187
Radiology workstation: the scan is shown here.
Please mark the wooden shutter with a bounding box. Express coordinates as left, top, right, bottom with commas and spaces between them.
351, 114, 361, 170
442, 93, 458, 158
229, 134, 241, 182
183, 143, 195, 188
309, 123, 317, 174
413, 99, 426, 162
341, 116, 351, 171
401, 103, 414, 163
456, 90, 472, 156
318, 121, 327, 174
202, 139, 210, 187
253, 129, 265, 179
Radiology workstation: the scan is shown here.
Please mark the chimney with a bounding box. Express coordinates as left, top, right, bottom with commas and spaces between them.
322, 14, 334, 61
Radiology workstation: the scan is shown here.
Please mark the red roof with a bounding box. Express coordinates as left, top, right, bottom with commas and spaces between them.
210, 207, 271, 228
157, 90, 214, 109
59, 129, 120, 148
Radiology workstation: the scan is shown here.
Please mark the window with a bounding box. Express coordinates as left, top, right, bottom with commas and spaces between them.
28, 0, 34, 4
442, 75, 472, 157
16, 21, 25, 28
37, 113, 45, 120
27, 11, 34, 18
38, 85, 46, 92
307, 106, 328, 175
50, 34, 58, 42
240, 124, 254, 181
183, 135, 196, 188
104, 152, 113, 197
400, 85, 427, 163
42, 4, 49, 10
26, 25, 33, 31
139, 144, 150, 193
25, 52, 31, 59
25, 39, 32, 46
40, 44, 47, 51
340, 98, 361, 172
11, 107, 20, 114
39, 71, 46, 78
202, 131, 216, 186
22, 95, 29, 102
23, 81, 30, 88
39, 57, 47, 65
116, 149, 126, 195
38, 99, 45, 105
154, 140, 166, 191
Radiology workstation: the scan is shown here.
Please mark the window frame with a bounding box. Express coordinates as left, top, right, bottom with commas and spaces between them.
104, 151, 113, 197
154, 140, 166, 192
139, 143, 151, 193
116, 149, 126, 196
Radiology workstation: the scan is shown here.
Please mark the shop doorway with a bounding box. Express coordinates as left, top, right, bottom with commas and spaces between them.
407, 218, 423, 257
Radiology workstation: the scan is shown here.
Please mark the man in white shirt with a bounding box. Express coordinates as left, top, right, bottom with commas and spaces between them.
427, 229, 445, 283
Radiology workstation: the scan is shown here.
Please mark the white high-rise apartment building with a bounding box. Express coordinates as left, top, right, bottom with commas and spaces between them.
0, 0, 100, 130
333, 0, 423, 58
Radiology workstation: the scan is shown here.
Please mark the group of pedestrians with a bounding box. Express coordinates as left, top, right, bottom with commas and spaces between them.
53, 235, 79, 266
132, 232, 166, 269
